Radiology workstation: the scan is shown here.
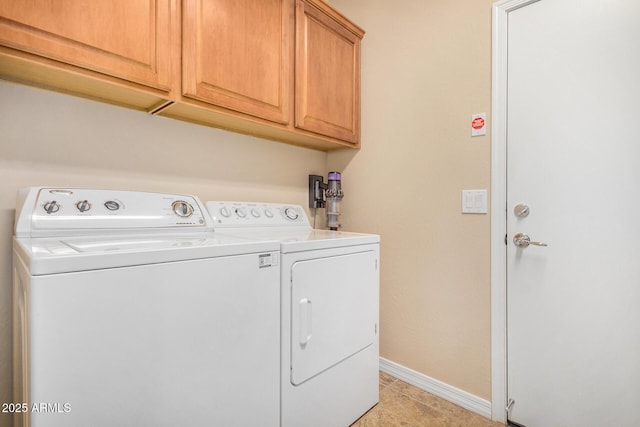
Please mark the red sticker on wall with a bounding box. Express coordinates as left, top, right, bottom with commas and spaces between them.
471, 113, 486, 137
472, 117, 485, 130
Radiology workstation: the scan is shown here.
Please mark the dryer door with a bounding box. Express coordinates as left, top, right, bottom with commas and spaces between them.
290, 250, 378, 385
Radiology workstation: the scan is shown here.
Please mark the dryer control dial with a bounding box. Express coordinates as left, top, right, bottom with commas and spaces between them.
172, 201, 194, 218
104, 200, 121, 211
284, 207, 299, 221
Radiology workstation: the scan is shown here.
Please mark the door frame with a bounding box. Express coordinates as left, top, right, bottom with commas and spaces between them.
490, 0, 541, 422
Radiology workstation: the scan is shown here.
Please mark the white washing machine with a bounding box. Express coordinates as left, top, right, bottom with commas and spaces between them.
206, 201, 380, 427
12, 188, 281, 427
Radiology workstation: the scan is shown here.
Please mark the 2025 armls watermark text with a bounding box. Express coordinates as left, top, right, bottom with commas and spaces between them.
2, 402, 71, 413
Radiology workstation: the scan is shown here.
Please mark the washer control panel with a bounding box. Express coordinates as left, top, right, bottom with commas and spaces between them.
206, 201, 309, 228
15, 188, 212, 237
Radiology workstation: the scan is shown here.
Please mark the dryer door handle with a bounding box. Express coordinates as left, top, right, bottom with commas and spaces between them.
298, 298, 313, 347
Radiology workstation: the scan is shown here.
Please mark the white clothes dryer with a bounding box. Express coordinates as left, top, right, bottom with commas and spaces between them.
206, 201, 380, 427
13, 188, 281, 427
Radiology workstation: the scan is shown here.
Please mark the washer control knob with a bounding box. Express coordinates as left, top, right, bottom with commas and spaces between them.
235, 207, 247, 218
264, 208, 274, 218
172, 200, 194, 218
104, 200, 120, 211
219, 207, 231, 218
43, 200, 60, 214
250, 208, 261, 218
76, 200, 92, 212
284, 207, 299, 220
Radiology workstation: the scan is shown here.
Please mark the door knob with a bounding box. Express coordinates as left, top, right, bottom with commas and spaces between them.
513, 232, 548, 248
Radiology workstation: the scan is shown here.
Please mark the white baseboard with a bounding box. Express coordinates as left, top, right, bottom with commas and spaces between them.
379, 357, 492, 419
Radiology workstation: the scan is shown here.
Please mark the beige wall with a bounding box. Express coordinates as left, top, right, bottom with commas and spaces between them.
0, 80, 326, 427
327, 0, 494, 399
0, 1, 494, 425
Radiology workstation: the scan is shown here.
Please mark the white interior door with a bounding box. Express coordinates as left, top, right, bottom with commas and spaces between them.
506, 0, 640, 425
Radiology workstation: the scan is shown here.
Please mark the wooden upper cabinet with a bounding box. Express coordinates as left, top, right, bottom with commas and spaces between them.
295, 0, 363, 145
0, 0, 173, 92
182, 0, 292, 125
0, 0, 364, 149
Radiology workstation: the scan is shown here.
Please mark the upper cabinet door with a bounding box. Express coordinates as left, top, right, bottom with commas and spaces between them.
0, 0, 173, 91
182, 0, 292, 125
295, 0, 363, 145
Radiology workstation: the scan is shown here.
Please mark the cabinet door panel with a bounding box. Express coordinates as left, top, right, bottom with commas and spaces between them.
295, 0, 361, 144
0, 0, 173, 91
182, 0, 292, 125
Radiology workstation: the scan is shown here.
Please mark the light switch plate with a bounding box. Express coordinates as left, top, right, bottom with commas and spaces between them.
462, 190, 487, 214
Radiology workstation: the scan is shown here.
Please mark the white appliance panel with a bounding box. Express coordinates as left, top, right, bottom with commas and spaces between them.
281, 244, 379, 427
14, 252, 280, 427
290, 250, 377, 385
207, 201, 309, 228
16, 188, 211, 237
204, 200, 381, 427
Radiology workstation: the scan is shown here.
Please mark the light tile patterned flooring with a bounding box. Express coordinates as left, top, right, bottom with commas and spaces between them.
351, 371, 504, 427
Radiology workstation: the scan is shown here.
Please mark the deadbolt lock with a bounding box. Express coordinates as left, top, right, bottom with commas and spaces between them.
514, 204, 530, 217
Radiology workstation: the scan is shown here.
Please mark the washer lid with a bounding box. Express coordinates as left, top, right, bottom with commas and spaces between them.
14, 234, 280, 275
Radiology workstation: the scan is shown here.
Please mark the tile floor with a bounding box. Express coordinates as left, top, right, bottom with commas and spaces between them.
351, 371, 504, 427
